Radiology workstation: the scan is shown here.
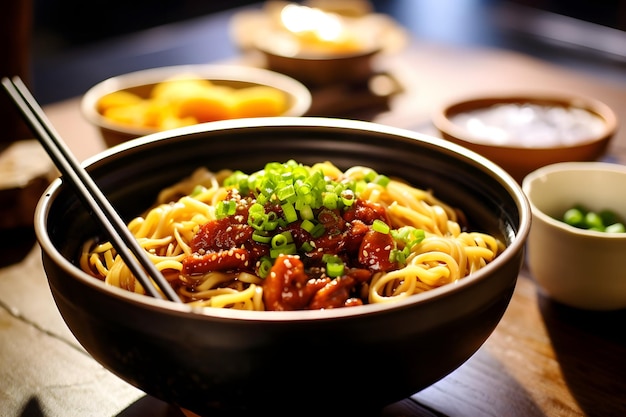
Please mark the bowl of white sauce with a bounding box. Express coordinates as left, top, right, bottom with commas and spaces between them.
433, 93, 618, 182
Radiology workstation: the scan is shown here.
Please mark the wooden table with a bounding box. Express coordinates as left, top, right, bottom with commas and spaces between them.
2, 6, 626, 417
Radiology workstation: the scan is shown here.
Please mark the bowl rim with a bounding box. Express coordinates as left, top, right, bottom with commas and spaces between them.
522, 161, 626, 239
35, 116, 531, 322
253, 31, 384, 61
432, 90, 618, 151
237, 5, 389, 61
80, 63, 313, 136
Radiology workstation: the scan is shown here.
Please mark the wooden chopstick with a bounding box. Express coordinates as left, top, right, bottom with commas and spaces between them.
2, 76, 182, 303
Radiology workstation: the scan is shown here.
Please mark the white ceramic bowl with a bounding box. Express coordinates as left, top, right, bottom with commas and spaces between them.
522, 162, 626, 310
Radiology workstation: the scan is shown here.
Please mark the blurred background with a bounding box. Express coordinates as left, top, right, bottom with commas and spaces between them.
30, 0, 626, 105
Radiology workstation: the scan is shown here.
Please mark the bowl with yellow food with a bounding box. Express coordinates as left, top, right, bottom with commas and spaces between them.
232, 1, 402, 86
81, 64, 312, 147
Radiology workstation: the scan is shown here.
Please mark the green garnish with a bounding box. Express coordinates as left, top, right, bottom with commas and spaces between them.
372, 219, 390, 234
223, 160, 384, 241
220, 160, 425, 276
215, 198, 237, 218
223, 160, 366, 216
390, 226, 426, 265
561, 204, 626, 233
323, 254, 345, 278
257, 256, 273, 278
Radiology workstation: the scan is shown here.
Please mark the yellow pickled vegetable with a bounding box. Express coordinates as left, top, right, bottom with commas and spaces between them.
97, 90, 143, 114
150, 77, 214, 103
176, 86, 235, 123
230, 86, 288, 119
102, 102, 149, 127
97, 76, 289, 131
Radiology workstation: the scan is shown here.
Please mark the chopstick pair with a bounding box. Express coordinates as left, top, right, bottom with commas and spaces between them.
1, 76, 182, 303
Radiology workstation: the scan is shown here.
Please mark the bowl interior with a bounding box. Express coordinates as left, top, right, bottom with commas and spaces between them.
47, 118, 526, 280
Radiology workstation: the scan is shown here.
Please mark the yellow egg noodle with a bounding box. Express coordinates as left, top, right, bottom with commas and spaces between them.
80, 161, 504, 310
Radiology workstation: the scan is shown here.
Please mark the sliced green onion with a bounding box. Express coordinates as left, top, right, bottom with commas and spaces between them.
296, 181, 311, 196
372, 174, 390, 187
354, 180, 367, 194
322, 254, 344, 278
326, 261, 345, 278
252, 230, 271, 244
248, 202, 265, 215
299, 204, 314, 220
372, 219, 390, 234
322, 254, 341, 263
190, 185, 206, 197
215, 201, 226, 218
309, 223, 325, 238
215, 199, 237, 219
389, 226, 425, 265
248, 211, 266, 230
281, 202, 298, 223
257, 256, 273, 278
277, 184, 296, 201
280, 171, 294, 183
301, 219, 316, 233
271, 231, 293, 248
392, 226, 425, 248
322, 192, 338, 209
301, 241, 314, 252
224, 170, 249, 194
306, 170, 324, 188
340, 189, 355, 206
301, 218, 324, 238
364, 170, 377, 182
256, 193, 268, 205
264, 211, 279, 231
270, 243, 297, 258
220, 161, 392, 238
390, 247, 409, 265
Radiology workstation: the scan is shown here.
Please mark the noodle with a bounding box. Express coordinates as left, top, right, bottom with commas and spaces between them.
80, 161, 504, 310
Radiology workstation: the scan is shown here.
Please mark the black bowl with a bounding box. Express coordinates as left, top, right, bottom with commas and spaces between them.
35, 117, 530, 416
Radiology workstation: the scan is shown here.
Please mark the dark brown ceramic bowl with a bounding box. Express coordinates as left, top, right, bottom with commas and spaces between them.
255, 37, 381, 86
243, 4, 393, 87
34, 117, 530, 416
433, 93, 618, 182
